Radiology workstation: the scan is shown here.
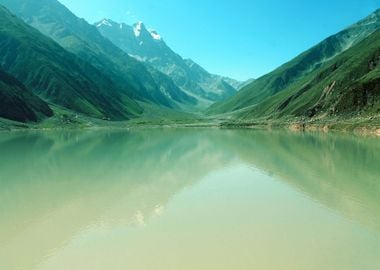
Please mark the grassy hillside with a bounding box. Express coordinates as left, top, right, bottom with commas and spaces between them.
0, 69, 53, 122
223, 29, 380, 124
0, 5, 141, 120
208, 9, 380, 117
0, 0, 194, 109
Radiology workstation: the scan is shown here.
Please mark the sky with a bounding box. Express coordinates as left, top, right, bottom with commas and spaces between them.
59, 0, 380, 81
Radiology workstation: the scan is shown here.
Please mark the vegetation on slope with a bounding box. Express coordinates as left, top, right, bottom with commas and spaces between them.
229, 29, 380, 123
0, 5, 141, 120
208, 9, 380, 117
0, 0, 195, 109
0, 69, 53, 122
0, 2, 379, 132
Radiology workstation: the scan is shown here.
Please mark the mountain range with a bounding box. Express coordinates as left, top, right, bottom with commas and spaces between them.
0, 0, 378, 130
95, 19, 239, 105
0, 0, 200, 111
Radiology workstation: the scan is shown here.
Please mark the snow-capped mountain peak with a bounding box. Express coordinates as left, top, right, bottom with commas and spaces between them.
96, 19, 163, 42
132, 21, 162, 41
95, 18, 239, 103
96, 19, 113, 27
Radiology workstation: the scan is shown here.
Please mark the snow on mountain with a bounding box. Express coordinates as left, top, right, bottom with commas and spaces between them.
97, 19, 113, 27
95, 18, 240, 104
149, 30, 161, 40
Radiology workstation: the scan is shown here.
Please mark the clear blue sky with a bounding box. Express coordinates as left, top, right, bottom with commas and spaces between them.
59, 0, 379, 81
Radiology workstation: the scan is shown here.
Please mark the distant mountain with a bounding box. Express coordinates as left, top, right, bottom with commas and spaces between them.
221, 77, 254, 91
0, 69, 53, 122
95, 19, 238, 105
209, 9, 380, 117
0, 0, 195, 109
0, 5, 142, 120
183, 59, 236, 100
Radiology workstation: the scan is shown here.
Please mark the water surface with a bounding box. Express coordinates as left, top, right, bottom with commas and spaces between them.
0, 129, 379, 270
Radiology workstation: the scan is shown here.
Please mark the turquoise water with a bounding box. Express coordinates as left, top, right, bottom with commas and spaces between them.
0, 129, 379, 270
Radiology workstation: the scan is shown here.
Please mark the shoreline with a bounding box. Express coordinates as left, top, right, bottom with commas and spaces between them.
220, 122, 380, 137
1, 117, 379, 137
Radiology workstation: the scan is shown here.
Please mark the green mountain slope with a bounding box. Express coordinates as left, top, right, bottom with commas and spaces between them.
223, 29, 380, 123
0, 69, 53, 122
0, 0, 195, 109
0, 5, 142, 120
208, 9, 380, 117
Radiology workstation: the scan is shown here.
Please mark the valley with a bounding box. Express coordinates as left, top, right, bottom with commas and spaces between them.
1, 2, 380, 270
0, 0, 378, 133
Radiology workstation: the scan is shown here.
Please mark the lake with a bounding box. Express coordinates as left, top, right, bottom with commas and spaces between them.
0, 129, 379, 270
